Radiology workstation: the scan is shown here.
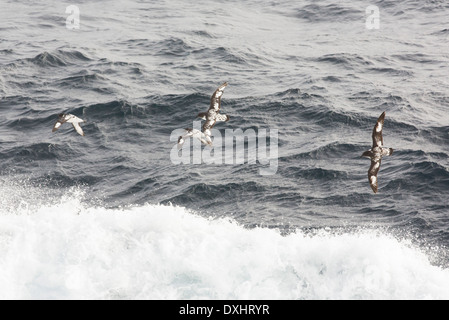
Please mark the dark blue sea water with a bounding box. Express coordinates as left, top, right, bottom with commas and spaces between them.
1, 0, 449, 299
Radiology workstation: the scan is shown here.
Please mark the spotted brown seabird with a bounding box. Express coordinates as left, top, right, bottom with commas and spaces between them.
178, 82, 229, 148
52, 113, 85, 136
361, 111, 394, 193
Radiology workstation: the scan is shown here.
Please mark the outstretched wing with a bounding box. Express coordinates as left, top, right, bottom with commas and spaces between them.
368, 160, 381, 193
209, 82, 228, 112
72, 122, 85, 136
65, 114, 85, 124
52, 120, 63, 132
372, 111, 385, 148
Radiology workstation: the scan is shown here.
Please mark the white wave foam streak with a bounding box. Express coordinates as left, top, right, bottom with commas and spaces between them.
0, 193, 449, 299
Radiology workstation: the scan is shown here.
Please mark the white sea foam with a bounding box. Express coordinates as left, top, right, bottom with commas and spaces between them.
0, 185, 449, 299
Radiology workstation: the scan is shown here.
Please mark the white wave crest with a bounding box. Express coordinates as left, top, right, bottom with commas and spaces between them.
0, 185, 449, 299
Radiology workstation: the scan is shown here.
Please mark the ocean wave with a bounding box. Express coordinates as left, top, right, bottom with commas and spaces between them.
279, 143, 360, 161
192, 46, 270, 67
0, 186, 448, 299
392, 53, 442, 65
139, 36, 270, 69
419, 126, 449, 146
316, 53, 374, 69
82, 100, 137, 119
295, 3, 362, 22
433, 28, 449, 35
27, 50, 92, 68
154, 38, 194, 57
370, 0, 449, 15
165, 181, 266, 206
0, 49, 14, 56
83, 94, 209, 121
93, 59, 145, 76
0, 142, 57, 161
59, 73, 106, 86
399, 161, 449, 191
367, 67, 414, 77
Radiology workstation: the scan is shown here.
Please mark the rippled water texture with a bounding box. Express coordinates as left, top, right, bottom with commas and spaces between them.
0, 0, 449, 298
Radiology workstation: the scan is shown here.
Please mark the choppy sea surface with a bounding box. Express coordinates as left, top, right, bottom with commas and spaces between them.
1, 0, 449, 299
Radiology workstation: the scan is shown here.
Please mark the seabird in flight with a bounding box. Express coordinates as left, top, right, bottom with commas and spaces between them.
52, 113, 85, 136
196, 81, 230, 138
178, 82, 229, 148
361, 111, 394, 193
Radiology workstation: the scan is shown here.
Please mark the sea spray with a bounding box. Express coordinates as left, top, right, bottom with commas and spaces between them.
0, 184, 448, 299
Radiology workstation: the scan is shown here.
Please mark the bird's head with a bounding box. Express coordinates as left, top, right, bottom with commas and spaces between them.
177, 136, 184, 149
197, 112, 207, 120
361, 150, 372, 158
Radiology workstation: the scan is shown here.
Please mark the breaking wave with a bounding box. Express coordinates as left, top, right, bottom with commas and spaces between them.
0, 182, 448, 300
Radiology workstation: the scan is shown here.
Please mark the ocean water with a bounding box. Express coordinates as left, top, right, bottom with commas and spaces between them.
1, 0, 449, 299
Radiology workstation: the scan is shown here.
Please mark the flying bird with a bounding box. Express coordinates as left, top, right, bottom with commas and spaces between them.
178, 128, 212, 148
178, 82, 229, 148
52, 113, 85, 136
361, 111, 393, 193
196, 81, 230, 138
